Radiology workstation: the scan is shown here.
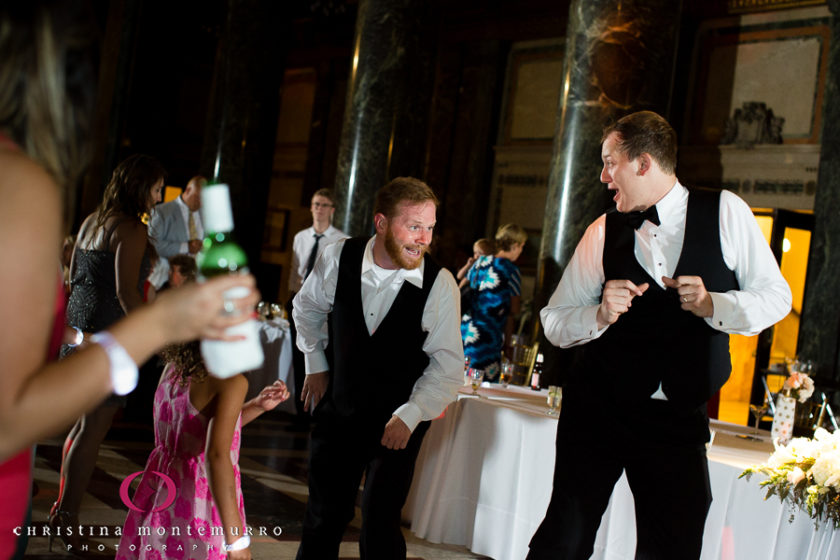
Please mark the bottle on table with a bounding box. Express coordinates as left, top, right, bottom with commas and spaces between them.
530, 352, 544, 391
197, 183, 264, 378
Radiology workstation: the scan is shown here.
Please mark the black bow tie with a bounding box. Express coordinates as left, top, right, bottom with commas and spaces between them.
626, 206, 660, 230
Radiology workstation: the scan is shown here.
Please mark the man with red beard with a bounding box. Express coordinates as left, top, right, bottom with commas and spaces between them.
292, 177, 463, 559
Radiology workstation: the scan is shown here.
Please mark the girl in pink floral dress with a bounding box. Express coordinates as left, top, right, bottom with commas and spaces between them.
116, 342, 288, 560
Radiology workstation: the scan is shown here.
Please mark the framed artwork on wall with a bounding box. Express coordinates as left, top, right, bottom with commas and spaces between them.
500, 39, 565, 146
728, 1, 825, 14
686, 11, 830, 146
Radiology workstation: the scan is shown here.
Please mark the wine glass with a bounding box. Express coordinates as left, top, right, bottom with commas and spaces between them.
256, 301, 268, 320
467, 368, 484, 396
748, 402, 769, 437
546, 385, 562, 415
499, 361, 514, 388
270, 303, 283, 319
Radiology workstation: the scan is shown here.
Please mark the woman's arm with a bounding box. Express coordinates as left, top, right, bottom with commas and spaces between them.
455, 257, 475, 281
0, 150, 261, 462
0, 153, 117, 458
205, 374, 250, 558
113, 220, 148, 313
241, 380, 290, 426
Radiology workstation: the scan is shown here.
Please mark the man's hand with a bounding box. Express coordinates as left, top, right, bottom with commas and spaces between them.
596, 279, 649, 328
662, 275, 714, 318
300, 371, 329, 412
381, 415, 411, 450
188, 239, 203, 254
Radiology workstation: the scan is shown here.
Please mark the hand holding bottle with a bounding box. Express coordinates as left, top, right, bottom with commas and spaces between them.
152, 274, 260, 343
197, 183, 265, 377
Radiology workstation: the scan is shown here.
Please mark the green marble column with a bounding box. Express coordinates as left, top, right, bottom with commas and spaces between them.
200, 0, 289, 293
536, 0, 682, 382
332, 0, 435, 236
799, 0, 840, 397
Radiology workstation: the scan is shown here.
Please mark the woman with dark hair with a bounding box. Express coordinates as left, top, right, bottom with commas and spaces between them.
461, 223, 527, 381
0, 4, 258, 557
49, 154, 166, 544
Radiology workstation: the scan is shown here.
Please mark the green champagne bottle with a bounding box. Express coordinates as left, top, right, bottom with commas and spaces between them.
197, 183, 264, 377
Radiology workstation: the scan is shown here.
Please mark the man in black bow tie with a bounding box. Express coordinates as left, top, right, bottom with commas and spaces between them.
528, 111, 791, 560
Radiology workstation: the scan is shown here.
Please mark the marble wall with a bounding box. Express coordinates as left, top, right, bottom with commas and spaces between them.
332, 0, 436, 236
800, 0, 840, 389
200, 0, 289, 297
537, 0, 683, 309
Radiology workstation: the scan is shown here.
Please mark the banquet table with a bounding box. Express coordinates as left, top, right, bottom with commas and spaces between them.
243, 318, 295, 414
405, 384, 838, 560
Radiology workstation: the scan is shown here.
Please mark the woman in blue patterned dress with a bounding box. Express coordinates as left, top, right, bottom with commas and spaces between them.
461, 223, 527, 380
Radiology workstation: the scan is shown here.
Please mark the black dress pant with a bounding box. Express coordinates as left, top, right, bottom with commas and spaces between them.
528, 395, 712, 560
296, 414, 430, 560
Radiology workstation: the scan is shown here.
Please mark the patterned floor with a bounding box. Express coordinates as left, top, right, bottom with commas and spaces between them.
23, 407, 488, 559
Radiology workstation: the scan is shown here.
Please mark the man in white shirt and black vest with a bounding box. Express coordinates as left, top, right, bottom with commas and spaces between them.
286, 189, 348, 429
292, 177, 464, 559
528, 111, 792, 559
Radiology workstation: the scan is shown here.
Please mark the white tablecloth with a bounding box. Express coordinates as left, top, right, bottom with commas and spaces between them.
405, 385, 838, 560
244, 319, 295, 413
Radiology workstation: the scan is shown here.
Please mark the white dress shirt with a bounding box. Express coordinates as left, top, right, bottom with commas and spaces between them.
288, 224, 348, 293
292, 236, 464, 432
541, 181, 792, 349
176, 195, 202, 252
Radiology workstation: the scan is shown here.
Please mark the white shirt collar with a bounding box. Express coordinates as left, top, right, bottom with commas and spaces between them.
311, 224, 337, 237
362, 235, 424, 289
175, 195, 190, 212
653, 180, 687, 227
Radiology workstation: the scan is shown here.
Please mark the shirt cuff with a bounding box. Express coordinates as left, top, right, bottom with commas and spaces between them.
583, 305, 609, 341
304, 350, 329, 375
393, 402, 422, 433
180, 241, 189, 253
705, 292, 736, 331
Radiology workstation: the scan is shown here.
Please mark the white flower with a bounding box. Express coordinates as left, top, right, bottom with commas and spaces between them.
787, 466, 806, 485
814, 428, 840, 455
798, 376, 815, 402
810, 450, 840, 491
784, 371, 816, 402
767, 445, 796, 468
788, 437, 819, 461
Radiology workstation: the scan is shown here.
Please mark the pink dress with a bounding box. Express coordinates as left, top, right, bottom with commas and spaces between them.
116, 366, 245, 560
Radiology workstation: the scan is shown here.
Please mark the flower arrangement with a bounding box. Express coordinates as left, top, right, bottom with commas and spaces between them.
783, 370, 815, 403
740, 428, 840, 529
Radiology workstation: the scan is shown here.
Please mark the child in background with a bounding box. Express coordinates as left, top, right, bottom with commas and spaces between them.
456, 238, 494, 289
116, 342, 289, 560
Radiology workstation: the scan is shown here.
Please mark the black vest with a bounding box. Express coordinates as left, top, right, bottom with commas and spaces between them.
578, 189, 739, 413
323, 237, 440, 422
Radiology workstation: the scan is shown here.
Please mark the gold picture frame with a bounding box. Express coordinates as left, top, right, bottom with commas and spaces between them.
728, 0, 826, 14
